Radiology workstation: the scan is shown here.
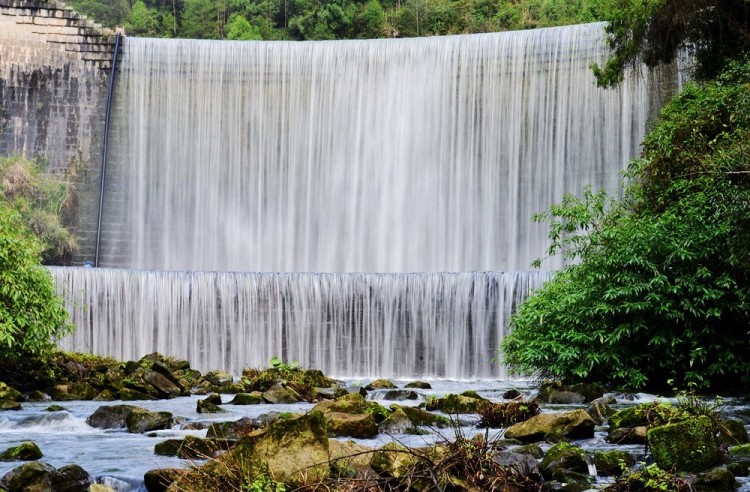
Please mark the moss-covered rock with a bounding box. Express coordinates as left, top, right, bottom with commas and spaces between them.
93, 389, 117, 401
379, 408, 417, 435
126, 408, 174, 433
24, 391, 47, 402
262, 383, 301, 404
424, 392, 489, 414
505, 409, 595, 443
729, 443, 750, 457
0, 442, 43, 461
540, 442, 588, 480
144, 468, 188, 492
371, 442, 418, 478
154, 436, 233, 459
312, 392, 386, 418
119, 387, 156, 401
228, 392, 262, 405
364, 379, 397, 390
719, 418, 749, 446
592, 449, 635, 476
692, 466, 736, 491
86, 404, 139, 429
197, 395, 226, 414
206, 417, 257, 439
44, 405, 66, 412
170, 412, 330, 490
608, 401, 685, 430
607, 426, 648, 445
0, 462, 57, 491
329, 439, 374, 478
512, 443, 544, 459
324, 412, 378, 438
382, 390, 419, 401
588, 400, 617, 425
0, 400, 21, 411
404, 381, 431, 389
0, 383, 23, 402
648, 415, 719, 472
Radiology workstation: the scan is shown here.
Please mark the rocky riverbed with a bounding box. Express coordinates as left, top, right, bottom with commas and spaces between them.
1, 353, 749, 491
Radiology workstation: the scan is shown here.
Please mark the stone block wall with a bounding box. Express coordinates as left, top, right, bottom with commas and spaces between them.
0, 0, 117, 263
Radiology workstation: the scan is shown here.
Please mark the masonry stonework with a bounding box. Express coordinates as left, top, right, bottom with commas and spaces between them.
0, 0, 116, 263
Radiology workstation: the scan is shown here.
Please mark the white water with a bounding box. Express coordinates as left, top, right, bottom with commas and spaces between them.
54, 267, 549, 377
101, 23, 673, 272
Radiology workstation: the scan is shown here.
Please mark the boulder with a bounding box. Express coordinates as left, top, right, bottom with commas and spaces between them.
371, 442, 418, 478
503, 389, 523, 400
144, 468, 188, 492
424, 391, 489, 414
691, 466, 737, 491
324, 412, 378, 438
203, 370, 233, 387
729, 443, 750, 458
0, 442, 43, 461
313, 393, 380, 415
24, 391, 48, 402
329, 440, 374, 478
207, 417, 257, 439
648, 415, 719, 472
719, 418, 749, 446
86, 404, 140, 429
607, 426, 648, 445
0, 462, 91, 491
170, 412, 330, 489
70, 383, 98, 400
404, 381, 431, 389
56, 464, 92, 491
197, 396, 226, 414
93, 390, 117, 401
0, 400, 21, 411
228, 392, 261, 405
566, 383, 604, 403
592, 450, 635, 476
202, 393, 223, 405
44, 405, 66, 412
540, 442, 588, 480
395, 405, 449, 428
379, 408, 417, 435
382, 390, 419, 401
0, 383, 23, 402
126, 408, 174, 433
587, 400, 617, 425
364, 379, 397, 390
492, 451, 543, 482
607, 402, 684, 430
262, 383, 301, 404
511, 443, 544, 459
477, 400, 541, 428
154, 436, 232, 459
119, 387, 156, 401
505, 409, 595, 443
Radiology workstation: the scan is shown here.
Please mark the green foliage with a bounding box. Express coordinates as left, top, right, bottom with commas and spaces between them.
0, 205, 72, 360
605, 463, 691, 492
502, 60, 750, 392
0, 156, 78, 265
593, 0, 750, 87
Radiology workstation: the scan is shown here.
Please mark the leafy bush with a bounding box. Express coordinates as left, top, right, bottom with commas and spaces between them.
502, 60, 750, 391
0, 204, 72, 359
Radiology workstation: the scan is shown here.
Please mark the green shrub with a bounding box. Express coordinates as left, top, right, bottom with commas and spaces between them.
502, 60, 750, 391
0, 204, 72, 359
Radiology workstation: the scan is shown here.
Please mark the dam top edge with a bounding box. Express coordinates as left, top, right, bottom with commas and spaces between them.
121, 21, 607, 46
47, 266, 554, 277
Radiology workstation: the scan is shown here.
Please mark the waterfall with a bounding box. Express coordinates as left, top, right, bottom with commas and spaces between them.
53, 267, 550, 378
100, 23, 673, 272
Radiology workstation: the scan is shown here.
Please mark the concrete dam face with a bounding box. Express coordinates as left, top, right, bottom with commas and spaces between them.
2, 8, 680, 376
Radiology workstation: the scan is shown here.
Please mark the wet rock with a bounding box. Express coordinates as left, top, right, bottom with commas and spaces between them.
47, 385, 77, 401
44, 405, 66, 412
566, 383, 604, 403
364, 379, 397, 390
313, 393, 381, 416
505, 409, 595, 443
424, 391, 490, 414
126, 408, 174, 433
511, 443, 544, 459
262, 383, 301, 404
56, 464, 92, 491
144, 468, 188, 492
729, 443, 750, 457
24, 391, 48, 402
719, 418, 749, 446
324, 412, 379, 438
404, 381, 431, 389
493, 451, 543, 482
587, 400, 617, 425
0, 442, 43, 461
0, 400, 21, 411
0, 383, 23, 402
691, 466, 737, 491
119, 387, 156, 401
648, 415, 719, 472
206, 417, 257, 439
93, 389, 117, 401
228, 392, 261, 405
371, 442, 418, 478
70, 382, 98, 400
87, 404, 140, 429
204, 370, 233, 387
503, 389, 523, 400
171, 412, 330, 489
608, 401, 684, 430
197, 394, 226, 414
154, 435, 232, 459
379, 408, 415, 434
395, 405, 449, 428
607, 426, 648, 445
382, 390, 419, 401
202, 393, 223, 405
477, 400, 542, 428
592, 450, 635, 476
329, 439, 374, 478
0, 462, 57, 491
540, 442, 588, 481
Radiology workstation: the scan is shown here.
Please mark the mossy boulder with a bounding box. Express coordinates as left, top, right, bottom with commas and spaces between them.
608, 401, 684, 430
512, 443, 544, 459
371, 442, 418, 478
312, 392, 386, 418
493, 451, 543, 482
382, 390, 419, 401
126, 408, 174, 433
396, 405, 449, 427
566, 383, 605, 403
87, 404, 140, 429
69, 382, 98, 400
323, 412, 378, 438
154, 436, 233, 459
505, 409, 595, 443
228, 392, 262, 405
329, 440, 374, 478
262, 383, 301, 404
171, 412, 330, 489
729, 443, 750, 458
44, 405, 66, 412
0, 442, 43, 461
648, 415, 719, 472
197, 395, 226, 414
379, 408, 415, 434
587, 400, 617, 425
607, 425, 648, 444
203, 370, 233, 387
93, 389, 117, 401
119, 387, 156, 401
424, 391, 489, 414
0, 383, 23, 402
0, 400, 21, 411
364, 379, 397, 390
692, 466, 737, 491
0, 462, 91, 491
719, 418, 749, 446
592, 450, 635, 476
207, 417, 257, 439
24, 391, 48, 402
540, 442, 588, 480
404, 381, 431, 389
144, 468, 188, 492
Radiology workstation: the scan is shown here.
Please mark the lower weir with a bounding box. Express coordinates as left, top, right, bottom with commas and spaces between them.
52, 267, 550, 379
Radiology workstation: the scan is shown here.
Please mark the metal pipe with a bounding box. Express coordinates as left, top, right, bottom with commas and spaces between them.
94, 32, 122, 267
